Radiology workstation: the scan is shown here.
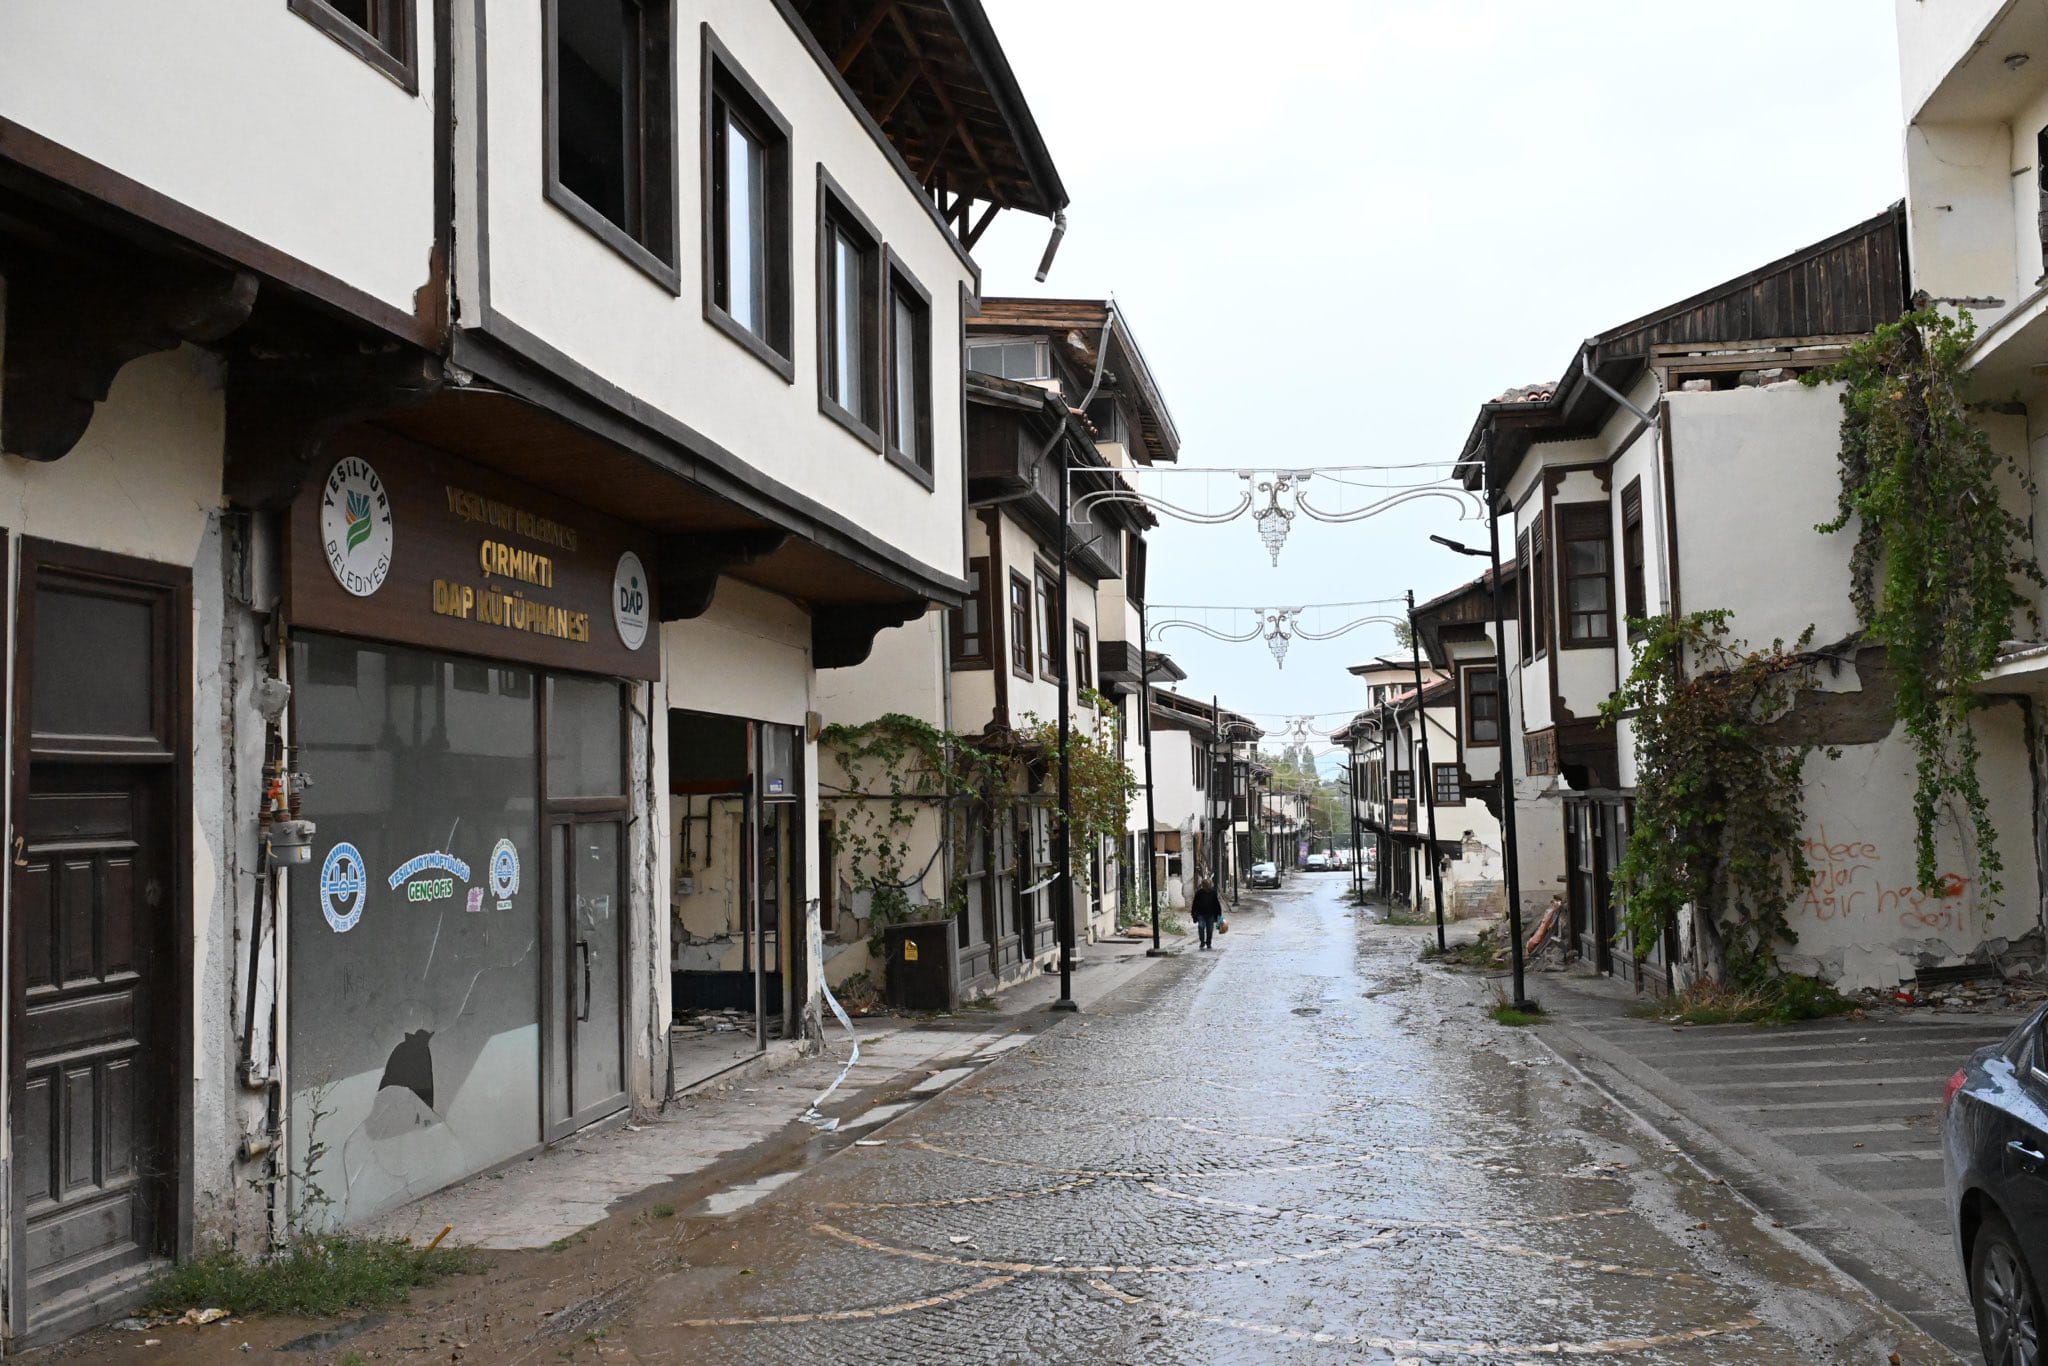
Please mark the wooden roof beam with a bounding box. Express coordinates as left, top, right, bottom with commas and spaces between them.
883, 3, 999, 194
836, 1, 893, 73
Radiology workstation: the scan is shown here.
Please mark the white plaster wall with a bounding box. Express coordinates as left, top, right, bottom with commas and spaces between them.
1670, 382, 1862, 648
1907, 123, 2021, 325
1897, 0, 2010, 119
1786, 702, 2038, 990
1149, 730, 1201, 829
662, 581, 813, 725
1, 1, 437, 316
473, 0, 970, 581
813, 610, 945, 729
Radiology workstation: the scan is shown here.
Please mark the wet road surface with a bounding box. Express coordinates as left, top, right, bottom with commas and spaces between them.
609, 877, 1946, 1364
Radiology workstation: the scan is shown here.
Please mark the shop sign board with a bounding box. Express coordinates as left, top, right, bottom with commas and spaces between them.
289, 434, 660, 678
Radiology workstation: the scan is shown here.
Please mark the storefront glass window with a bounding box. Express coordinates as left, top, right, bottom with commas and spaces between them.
287, 634, 543, 1227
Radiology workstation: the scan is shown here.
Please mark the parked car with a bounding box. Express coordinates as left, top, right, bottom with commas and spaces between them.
1248, 861, 1280, 889
1305, 853, 1331, 871
1942, 1001, 2048, 1364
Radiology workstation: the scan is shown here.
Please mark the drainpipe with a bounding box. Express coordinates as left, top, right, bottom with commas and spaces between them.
1034, 211, 1068, 284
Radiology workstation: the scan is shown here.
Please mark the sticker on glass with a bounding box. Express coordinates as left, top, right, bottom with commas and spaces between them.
320, 456, 394, 598
613, 551, 650, 650
466, 887, 485, 914
320, 842, 368, 933
387, 850, 471, 904
490, 837, 521, 910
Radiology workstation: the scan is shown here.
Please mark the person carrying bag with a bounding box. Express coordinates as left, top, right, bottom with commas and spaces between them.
1191, 878, 1224, 950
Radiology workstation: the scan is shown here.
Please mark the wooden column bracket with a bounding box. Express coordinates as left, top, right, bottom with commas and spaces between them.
656, 529, 790, 622
2, 259, 257, 461
223, 347, 444, 510
813, 598, 927, 670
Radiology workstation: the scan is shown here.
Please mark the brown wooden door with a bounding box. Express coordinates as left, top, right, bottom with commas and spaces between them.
10, 542, 185, 1335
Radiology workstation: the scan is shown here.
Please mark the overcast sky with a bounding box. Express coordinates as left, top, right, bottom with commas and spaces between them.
967, 1, 1904, 771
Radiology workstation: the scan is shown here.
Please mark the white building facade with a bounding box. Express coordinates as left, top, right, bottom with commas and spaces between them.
0, 0, 1063, 1343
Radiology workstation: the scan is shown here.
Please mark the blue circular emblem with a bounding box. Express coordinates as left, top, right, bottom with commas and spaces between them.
320, 842, 367, 933
489, 838, 521, 903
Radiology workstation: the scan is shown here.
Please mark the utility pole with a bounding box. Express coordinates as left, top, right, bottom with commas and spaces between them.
1052, 448, 1078, 1013
1141, 602, 1165, 957
1408, 589, 1447, 954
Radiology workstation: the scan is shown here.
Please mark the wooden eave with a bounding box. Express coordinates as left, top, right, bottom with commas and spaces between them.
785, 0, 1066, 223
1459, 202, 1909, 493
970, 297, 1181, 464
1412, 569, 1511, 668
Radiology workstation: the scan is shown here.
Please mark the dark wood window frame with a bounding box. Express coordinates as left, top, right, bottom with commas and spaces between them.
1392, 768, 1414, 800
1008, 569, 1034, 679
543, 0, 680, 292
1036, 567, 1063, 682
702, 26, 794, 378
1558, 502, 1615, 648
815, 168, 885, 447
951, 556, 992, 669
1433, 763, 1464, 808
883, 250, 936, 488
1464, 666, 1501, 748
1621, 477, 1647, 638
289, 0, 417, 93
1516, 529, 1535, 661
1529, 512, 1550, 657
1072, 622, 1092, 691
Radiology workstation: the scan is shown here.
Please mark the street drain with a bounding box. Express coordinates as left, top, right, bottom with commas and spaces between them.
1292, 1007, 1321, 1016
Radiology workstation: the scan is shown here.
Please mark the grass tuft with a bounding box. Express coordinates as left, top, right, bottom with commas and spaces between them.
1489, 1001, 1546, 1027
147, 1233, 480, 1319
1628, 975, 1857, 1027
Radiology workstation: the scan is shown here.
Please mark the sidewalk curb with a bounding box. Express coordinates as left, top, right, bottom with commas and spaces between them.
1515, 999, 1976, 1361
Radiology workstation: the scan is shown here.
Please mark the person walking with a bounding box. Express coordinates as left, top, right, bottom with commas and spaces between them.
1191, 877, 1224, 950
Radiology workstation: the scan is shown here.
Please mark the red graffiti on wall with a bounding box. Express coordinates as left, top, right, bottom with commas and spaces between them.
1799, 828, 1971, 932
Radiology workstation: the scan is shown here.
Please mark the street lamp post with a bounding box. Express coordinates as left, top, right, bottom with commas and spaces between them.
1430, 453, 1531, 1011
1141, 602, 1167, 958
1052, 450, 1078, 1013
1407, 589, 1448, 954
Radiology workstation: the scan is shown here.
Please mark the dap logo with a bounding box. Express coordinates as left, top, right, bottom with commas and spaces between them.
320, 842, 369, 933
613, 551, 650, 650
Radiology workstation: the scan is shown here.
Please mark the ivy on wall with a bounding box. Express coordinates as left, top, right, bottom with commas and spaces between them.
1806, 304, 2044, 898
1016, 688, 1140, 889
820, 714, 1005, 949
1602, 611, 1826, 986
821, 693, 1138, 949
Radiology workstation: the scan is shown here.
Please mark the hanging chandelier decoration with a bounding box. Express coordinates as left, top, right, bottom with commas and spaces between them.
1147, 601, 1408, 672
1069, 463, 1482, 570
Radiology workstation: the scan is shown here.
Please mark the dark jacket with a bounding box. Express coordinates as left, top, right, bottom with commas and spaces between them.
1190, 886, 1224, 921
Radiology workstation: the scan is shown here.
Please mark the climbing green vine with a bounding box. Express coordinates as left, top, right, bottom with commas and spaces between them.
1602, 611, 1825, 986
820, 714, 1006, 949
1806, 304, 2043, 897
821, 694, 1138, 945
1017, 688, 1140, 889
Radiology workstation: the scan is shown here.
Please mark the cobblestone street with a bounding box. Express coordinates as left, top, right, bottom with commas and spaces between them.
603, 877, 1944, 1364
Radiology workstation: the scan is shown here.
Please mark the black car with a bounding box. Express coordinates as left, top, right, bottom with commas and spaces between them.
1944, 1002, 2048, 1365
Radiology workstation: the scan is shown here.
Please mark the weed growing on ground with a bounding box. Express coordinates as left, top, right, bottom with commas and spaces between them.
649, 1203, 675, 1219
1423, 922, 1508, 970
1379, 903, 1435, 927
1628, 975, 1856, 1027
1489, 1002, 1546, 1027
147, 1234, 479, 1319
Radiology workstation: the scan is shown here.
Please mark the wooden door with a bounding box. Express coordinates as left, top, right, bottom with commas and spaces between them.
10, 543, 185, 1336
